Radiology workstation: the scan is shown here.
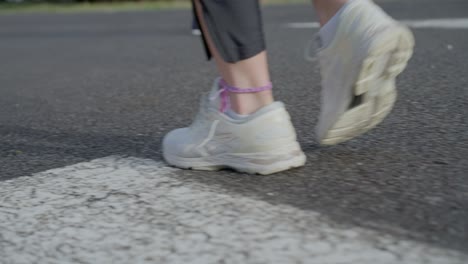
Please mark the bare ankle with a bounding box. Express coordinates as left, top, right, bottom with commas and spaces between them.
313, 0, 349, 25
229, 90, 274, 115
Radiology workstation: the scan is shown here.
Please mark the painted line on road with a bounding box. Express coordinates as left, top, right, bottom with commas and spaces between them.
285, 18, 468, 29
1, 156, 466, 263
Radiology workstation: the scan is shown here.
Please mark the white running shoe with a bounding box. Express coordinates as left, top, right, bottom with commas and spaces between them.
162, 79, 306, 175
316, 0, 415, 145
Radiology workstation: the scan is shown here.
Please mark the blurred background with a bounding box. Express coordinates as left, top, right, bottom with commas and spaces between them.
0, 0, 308, 13
1, 0, 467, 262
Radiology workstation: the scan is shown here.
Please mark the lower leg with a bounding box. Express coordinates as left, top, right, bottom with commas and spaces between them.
312, 0, 349, 26
193, 0, 273, 115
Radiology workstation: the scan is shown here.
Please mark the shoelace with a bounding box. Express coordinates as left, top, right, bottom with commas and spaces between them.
209, 79, 273, 113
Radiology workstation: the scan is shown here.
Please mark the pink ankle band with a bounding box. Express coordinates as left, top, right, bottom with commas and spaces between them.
218, 79, 273, 112
219, 79, 273, 93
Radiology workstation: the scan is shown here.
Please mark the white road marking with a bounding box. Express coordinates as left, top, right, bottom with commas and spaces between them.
0, 156, 466, 264
287, 22, 321, 29
401, 18, 468, 29
286, 18, 468, 29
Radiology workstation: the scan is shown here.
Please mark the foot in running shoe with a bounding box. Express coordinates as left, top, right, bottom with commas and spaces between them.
316, 0, 415, 145
162, 78, 306, 175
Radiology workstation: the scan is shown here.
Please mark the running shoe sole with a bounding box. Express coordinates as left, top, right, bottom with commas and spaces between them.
163, 142, 306, 175
320, 25, 415, 145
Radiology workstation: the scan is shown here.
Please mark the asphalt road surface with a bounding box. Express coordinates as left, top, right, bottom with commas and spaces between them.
1, 0, 467, 263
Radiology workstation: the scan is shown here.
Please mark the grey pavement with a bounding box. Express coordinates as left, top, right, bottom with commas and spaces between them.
0, 0, 467, 259
1, 157, 466, 263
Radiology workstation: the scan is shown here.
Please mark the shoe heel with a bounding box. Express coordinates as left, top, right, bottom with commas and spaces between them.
384, 26, 415, 78
354, 26, 414, 96
320, 26, 414, 146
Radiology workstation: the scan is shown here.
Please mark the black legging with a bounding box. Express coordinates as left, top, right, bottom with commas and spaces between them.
192, 0, 266, 63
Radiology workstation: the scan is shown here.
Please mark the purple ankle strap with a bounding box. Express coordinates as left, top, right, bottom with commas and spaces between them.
219, 79, 273, 93
218, 79, 273, 112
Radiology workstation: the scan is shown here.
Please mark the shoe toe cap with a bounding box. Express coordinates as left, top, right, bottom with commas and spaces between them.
163, 128, 197, 158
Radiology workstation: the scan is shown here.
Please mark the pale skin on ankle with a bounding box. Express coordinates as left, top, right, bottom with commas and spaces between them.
193, 0, 348, 114
312, 0, 349, 26
193, 0, 273, 115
